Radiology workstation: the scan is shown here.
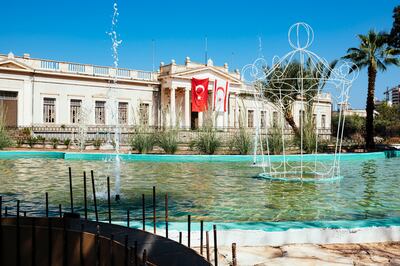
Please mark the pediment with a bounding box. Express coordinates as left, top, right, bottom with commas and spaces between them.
0, 59, 33, 72
172, 66, 242, 84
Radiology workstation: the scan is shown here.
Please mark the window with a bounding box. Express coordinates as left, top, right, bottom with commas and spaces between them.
272, 111, 278, 127
95, 101, 106, 124
260, 110, 267, 128
43, 98, 56, 123
70, 99, 82, 124
139, 103, 149, 126
118, 102, 128, 124
321, 114, 326, 129
247, 110, 254, 128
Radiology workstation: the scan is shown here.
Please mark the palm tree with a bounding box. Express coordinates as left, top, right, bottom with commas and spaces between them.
343, 31, 400, 149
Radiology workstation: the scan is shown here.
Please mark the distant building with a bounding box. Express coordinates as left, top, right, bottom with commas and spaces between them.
383, 85, 400, 105
392, 86, 400, 105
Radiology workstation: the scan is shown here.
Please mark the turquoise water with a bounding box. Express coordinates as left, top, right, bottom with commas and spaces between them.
0, 151, 399, 230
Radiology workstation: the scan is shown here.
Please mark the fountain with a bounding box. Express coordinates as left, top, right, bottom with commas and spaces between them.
242, 22, 358, 182
106, 1, 122, 200
74, 99, 92, 151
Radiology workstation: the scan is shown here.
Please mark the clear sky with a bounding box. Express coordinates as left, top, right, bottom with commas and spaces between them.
1, 0, 399, 108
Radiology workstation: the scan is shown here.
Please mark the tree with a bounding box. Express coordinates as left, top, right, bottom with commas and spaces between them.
390, 6, 400, 48
343, 31, 400, 149
261, 59, 337, 137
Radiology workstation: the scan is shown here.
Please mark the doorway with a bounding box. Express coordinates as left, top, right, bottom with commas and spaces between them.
0, 91, 18, 127
191, 112, 198, 129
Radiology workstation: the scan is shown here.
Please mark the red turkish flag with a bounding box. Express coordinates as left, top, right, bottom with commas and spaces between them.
213, 79, 229, 112
191, 78, 209, 112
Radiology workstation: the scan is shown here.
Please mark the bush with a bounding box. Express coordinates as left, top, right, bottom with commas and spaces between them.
264, 127, 283, 155
93, 138, 102, 150
332, 114, 365, 139
27, 136, 37, 148
0, 131, 12, 150
229, 128, 253, 155
36, 136, 46, 146
192, 127, 220, 155
0, 111, 12, 149
130, 131, 155, 154
50, 138, 58, 149
158, 130, 178, 154
64, 138, 71, 149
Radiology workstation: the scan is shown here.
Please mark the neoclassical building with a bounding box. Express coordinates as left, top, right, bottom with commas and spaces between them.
0, 52, 332, 133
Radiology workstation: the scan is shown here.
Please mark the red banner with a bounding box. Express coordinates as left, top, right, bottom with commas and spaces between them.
213, 79, 229, 112
191, 78, 209, 112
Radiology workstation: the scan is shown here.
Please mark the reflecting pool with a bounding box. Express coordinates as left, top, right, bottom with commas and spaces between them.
0, 152, 399, 225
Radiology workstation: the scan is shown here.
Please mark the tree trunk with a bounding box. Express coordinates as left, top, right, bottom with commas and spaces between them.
284, 109, 300, 137
365, 64, 377, 150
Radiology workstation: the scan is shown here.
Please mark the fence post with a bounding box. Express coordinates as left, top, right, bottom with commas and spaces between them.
16, 200, 20, 266
107, 176, 111, 224
45, 192, 49, 217
83, 171, 87, 220
69, 167, 74, 213
200, 220, 203, 255
142, 194, 145, 231
165, 193, 168, 239
187, 215, 191, 248
232, 243, 237, 266
152, 186, 156, 234
91, 170, 99, 222
206, 231, 210, 262
213, 225, 218, 266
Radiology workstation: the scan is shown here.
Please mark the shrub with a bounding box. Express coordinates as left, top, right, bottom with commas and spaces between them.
36, 136, 46, 146
229, 128, 253, 155
264, 127, 283, 155
130, 131, 155, 154
158, 130, 178, 154
50, 138, 58, 149
64, 138, 71, 149
16, 138, 24, 148
93, 138, 102, 150
0, 111, 12, 150
332, 114, 365, 139
27, 136, 38, 148
192, 127, 221, 155
0, 131, 12, 150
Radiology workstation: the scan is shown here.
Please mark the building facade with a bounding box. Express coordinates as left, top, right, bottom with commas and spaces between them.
0, 52, 332, 133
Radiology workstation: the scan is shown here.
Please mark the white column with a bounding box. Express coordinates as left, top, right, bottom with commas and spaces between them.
184, 87, 190, 129
235, 93, 239, 128
170, 87, 176, 127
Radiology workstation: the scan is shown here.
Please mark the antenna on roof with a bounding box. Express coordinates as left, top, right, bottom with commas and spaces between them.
205, 35, 208, 65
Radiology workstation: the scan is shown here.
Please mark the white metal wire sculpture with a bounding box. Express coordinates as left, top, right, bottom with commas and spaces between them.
242, 23, 358, 182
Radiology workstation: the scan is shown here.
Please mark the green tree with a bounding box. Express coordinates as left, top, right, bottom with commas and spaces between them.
343, 31, 400, 149
262, 59, 336, 138
390, 6, 400, 48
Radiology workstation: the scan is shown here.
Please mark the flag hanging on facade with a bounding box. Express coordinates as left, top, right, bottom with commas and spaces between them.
191, 78, 209, 112
213, 79, 229, 112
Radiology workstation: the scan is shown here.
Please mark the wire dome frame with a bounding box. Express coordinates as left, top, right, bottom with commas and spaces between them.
242, 22, 359, 182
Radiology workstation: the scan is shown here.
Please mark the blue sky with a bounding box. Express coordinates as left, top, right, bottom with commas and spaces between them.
1, 0, 399, 108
